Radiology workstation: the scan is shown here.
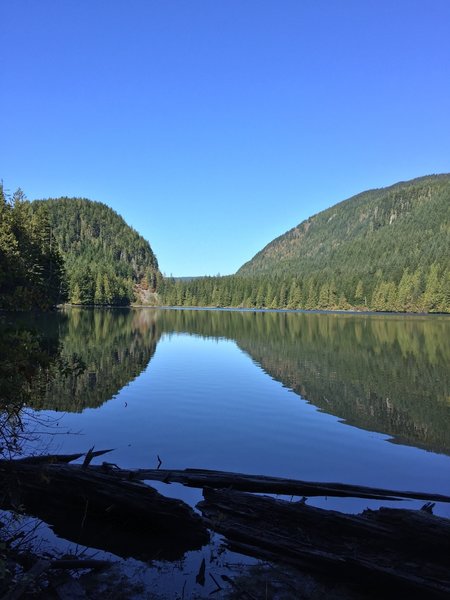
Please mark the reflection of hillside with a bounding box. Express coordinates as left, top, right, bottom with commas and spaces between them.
156, 310, 450, 455
14, 308, 450, 453
34, 308, 162, 412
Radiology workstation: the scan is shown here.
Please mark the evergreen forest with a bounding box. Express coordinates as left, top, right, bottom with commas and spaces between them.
1, 174, 449, 313
31, 198, 161, 306
159, 174, 450, 313
0, 185, 65, 310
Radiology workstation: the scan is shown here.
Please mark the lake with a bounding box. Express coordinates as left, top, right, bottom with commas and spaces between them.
5, 306, 449, 518
2, 306, 450, 596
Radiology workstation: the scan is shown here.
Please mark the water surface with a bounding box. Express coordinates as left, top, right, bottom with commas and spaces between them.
4, 307, 450, 516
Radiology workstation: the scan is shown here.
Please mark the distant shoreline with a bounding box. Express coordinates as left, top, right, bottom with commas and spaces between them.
59, 304, 450, 317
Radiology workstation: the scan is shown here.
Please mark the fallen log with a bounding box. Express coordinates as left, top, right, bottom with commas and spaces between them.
198, 488, 450, 599
0, 459, 208, 561
10, 456, 450, 504
97, 466, 450, 503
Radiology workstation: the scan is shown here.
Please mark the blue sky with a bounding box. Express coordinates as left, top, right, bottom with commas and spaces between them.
1, 1, 449, 276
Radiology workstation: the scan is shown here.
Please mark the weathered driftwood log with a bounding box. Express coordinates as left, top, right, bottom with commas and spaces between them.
0, 458, 208, 561
11, 457, 450, 503
198, 488, 450, 599
103, 467, 450, 503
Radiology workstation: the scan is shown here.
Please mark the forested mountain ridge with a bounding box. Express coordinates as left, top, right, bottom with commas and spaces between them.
160, 174, 450, 312
31, 197, 162, 305
238, 174, 450, 278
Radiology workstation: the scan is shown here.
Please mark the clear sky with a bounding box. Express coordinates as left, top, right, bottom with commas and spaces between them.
1, 1, 449, 276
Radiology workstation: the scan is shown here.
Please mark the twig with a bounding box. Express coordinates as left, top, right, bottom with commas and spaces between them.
209, 573, 222, 595
82, 447, 114, 469
80, 499, 89, 529
221, 574, 258, 600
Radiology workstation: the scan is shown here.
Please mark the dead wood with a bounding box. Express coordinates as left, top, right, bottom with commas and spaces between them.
0, 459, 208, 561
13, 453, 85, 465
8, 457, 450, 504
97, 466, 450, 503
2, 453, 450, 596
198, 487, 450, 599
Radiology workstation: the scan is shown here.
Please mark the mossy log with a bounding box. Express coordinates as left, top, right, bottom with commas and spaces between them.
198, 487, 450, 599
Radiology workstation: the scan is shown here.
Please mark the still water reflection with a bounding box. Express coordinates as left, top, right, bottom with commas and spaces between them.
3, 307, 450, 514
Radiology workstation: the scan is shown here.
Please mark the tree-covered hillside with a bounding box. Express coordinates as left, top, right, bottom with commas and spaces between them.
239, 174, 450, 279
0, 185, 65, 310
237, 174, 450, 310
32, 198, 161, 306
160, 174, 450, 312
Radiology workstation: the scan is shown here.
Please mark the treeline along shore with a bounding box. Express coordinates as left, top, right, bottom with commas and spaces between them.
1, 173, 449, 313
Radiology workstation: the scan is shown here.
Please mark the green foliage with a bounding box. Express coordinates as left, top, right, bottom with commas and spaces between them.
0, 185, 66, 310
31, 197, 160, 306
159, 265, 450, 314
160, 175, 450, 313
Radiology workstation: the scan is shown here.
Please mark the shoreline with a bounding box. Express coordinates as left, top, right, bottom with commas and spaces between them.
58, 304, 450, 317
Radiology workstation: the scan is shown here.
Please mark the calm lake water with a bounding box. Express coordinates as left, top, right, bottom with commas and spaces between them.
8, 306, 450, 519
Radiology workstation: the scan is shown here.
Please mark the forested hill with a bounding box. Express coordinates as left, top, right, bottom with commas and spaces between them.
32, 198, 161, 305
160, 174, 450, 312
239, 174, 450, 279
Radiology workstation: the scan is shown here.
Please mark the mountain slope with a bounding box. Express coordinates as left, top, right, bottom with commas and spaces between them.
32, 197, 161, 305
234, 174, 450, 311
238, 174, 450, 280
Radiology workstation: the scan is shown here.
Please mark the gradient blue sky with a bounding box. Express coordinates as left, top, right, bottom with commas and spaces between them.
1, 1, 449, 276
